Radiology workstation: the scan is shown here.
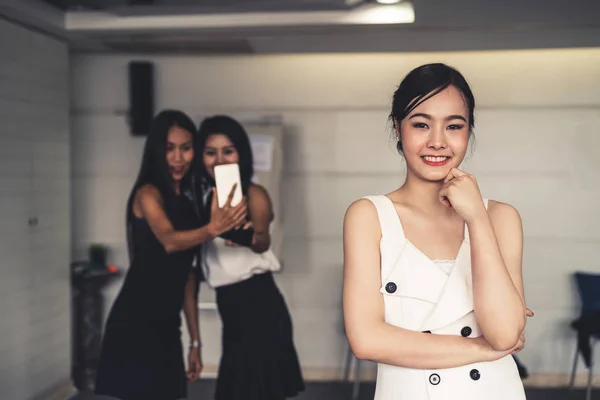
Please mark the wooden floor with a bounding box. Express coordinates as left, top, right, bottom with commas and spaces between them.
71, 380, 598, 400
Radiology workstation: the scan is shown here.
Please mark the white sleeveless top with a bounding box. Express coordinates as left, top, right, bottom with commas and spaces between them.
197, 182, 281, 288
363, 195, 526, 400
201, 237, 280, 288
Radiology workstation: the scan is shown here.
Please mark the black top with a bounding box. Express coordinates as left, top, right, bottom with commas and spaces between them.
109, 192, 200, 326
202, 188, 255, 247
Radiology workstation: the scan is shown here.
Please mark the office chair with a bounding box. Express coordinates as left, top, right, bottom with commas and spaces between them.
569, 272, 600, 400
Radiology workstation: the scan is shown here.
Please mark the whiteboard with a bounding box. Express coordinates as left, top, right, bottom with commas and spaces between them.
246, 122, 285, 264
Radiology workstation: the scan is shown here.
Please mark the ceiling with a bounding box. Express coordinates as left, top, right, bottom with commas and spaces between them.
2, 0, 600, 54
40, 0, 359, 13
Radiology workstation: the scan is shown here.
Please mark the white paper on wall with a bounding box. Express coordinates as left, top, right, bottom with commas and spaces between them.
250, 134, 274, 172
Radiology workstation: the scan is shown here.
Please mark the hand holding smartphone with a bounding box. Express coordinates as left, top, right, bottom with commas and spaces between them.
214, 164, 243, 207
207, 164, 248, 237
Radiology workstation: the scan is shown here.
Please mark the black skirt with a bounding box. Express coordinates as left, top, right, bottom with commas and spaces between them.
94, 315, 186, 400
215, 272, 305, 400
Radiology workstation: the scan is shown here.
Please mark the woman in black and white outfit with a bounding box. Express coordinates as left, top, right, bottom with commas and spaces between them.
194, 115, 305, 400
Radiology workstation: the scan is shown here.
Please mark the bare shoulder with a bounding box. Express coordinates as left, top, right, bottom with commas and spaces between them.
137, 183, 161, 200
344, 198, 381, 235
487, 200, 521, 221
248, 183, 270, 200
135, 184, 164, 207
248, 183, 272, 209
248, 183, 273, 221
134, 184, 166, 219
345, 197, 377, 218
487, 200, 522, 233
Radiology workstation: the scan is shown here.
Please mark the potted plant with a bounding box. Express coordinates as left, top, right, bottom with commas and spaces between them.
88, 244, 109, 268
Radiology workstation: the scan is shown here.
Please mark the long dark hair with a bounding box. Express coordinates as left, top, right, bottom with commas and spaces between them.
196, 115, 254, 195
389, 63, 475, 153
126, 109, 197, 261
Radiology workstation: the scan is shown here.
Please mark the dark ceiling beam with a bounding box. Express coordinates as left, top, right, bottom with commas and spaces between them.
128, 0, 156, 5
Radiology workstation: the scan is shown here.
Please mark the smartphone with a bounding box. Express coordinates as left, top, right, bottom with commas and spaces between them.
214, 163, 243, 207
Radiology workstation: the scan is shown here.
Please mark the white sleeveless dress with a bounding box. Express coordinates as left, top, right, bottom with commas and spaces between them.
363, 195, 526, 400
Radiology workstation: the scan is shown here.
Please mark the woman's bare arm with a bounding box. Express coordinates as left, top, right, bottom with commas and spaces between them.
468, 200, 527, 351
136, 184, 246, 253
247, 184, 274, 254
183, 269, 200, 345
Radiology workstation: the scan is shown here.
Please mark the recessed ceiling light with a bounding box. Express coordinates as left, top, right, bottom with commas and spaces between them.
376, 0, 402, 4
347, 3, 413, 24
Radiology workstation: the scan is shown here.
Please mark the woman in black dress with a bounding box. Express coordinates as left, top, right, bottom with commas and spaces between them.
94, 110, 248, 400
194, 115, 305, 400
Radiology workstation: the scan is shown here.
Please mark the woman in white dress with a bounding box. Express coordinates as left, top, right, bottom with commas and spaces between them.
342, 63, 532, 399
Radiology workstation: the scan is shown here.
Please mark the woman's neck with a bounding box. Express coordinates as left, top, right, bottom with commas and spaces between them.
173, 181, 181, 195
397, 172, 450, 215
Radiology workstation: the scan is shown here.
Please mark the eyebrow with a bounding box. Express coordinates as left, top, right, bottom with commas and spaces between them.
167, 140, 193, 146
204, 145, 235, 150
409, 113, 467, 122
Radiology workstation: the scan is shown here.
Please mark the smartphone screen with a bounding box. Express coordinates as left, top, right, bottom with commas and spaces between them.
214, 163, 243, 207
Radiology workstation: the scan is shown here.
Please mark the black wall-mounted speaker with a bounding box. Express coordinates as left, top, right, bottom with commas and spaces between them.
128, 61, 154, 136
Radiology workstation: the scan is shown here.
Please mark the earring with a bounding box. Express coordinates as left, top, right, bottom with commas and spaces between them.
395, 136, 400, 142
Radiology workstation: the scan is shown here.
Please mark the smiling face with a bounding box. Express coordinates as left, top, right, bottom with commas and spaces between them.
166, 125, 194, 183
202, 133, 240, 179
398, 85, 471, 182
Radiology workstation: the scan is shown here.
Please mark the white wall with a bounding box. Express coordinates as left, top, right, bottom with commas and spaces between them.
0, 18, 71, 399
70, 48, 600, 384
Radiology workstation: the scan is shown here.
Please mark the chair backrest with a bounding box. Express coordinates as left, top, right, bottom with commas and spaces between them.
574, 272, 600, 316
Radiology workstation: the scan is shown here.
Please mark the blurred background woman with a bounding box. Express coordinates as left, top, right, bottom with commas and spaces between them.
195, 115, 305, 400
95, 110, 247, 400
